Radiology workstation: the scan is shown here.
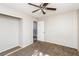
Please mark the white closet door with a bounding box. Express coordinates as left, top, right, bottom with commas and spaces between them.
37, 21, 44, 41
0, 15, 19, 53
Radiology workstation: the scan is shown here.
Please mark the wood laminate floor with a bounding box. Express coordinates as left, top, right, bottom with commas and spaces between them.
7, 41, 79, 56
0, 46, 20, 56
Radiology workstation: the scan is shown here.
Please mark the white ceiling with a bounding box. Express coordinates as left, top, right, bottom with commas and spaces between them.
0, 3, 79, 18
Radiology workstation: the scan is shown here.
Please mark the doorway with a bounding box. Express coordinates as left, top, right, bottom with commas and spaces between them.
33, 21, 37, 42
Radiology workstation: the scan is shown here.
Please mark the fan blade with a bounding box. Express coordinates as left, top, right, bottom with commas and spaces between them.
45, 8, 56, 10
42, 3, 48, 8
41, 9, 46, 14
32, 9, 40, 13
40, 3, 43, 8
28, 3, 40, 8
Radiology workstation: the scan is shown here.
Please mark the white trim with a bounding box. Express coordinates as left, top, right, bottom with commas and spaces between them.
5, 42, 33, 56
5, 47, 22, 56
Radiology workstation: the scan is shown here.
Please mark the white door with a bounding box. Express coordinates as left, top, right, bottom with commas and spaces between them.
0, 15, 19, 53
37, 21, 44, 41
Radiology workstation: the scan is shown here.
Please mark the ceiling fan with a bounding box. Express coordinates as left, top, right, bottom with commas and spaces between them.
28, 3, 56, 14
